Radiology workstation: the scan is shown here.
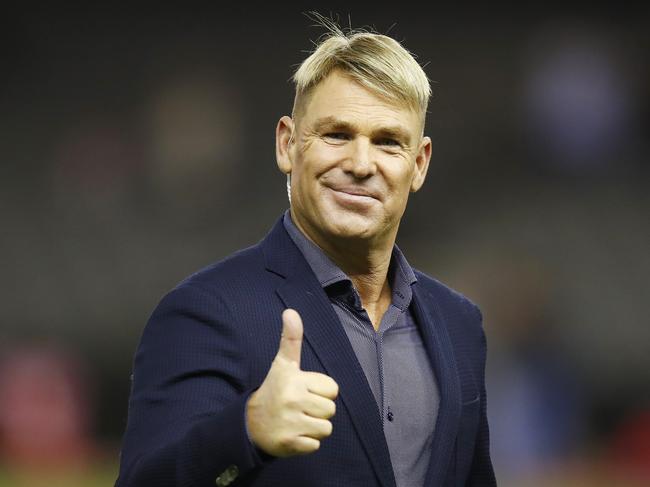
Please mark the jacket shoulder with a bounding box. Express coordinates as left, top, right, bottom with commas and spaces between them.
413, 269, 482, 320
175, 242, 267, 292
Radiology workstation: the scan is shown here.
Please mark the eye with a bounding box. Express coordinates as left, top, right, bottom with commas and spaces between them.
324, 132, 351, 141
376, 138, 401, 147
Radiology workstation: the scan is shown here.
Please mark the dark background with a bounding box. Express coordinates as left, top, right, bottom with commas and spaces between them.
1, 5, 648, 486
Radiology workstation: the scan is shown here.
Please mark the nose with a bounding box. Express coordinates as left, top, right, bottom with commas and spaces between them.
343, 137, 376, 179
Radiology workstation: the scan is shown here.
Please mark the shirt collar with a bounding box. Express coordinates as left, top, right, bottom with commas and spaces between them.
282, 210, 417, 310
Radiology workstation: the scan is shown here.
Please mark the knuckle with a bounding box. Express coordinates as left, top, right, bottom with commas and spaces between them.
327, 401, 336, 417
319, 401, 334, 418
269, 357, 285, 372
285, 392, 303, 410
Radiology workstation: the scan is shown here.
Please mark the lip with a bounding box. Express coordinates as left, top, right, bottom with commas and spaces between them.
325, 186, 380, 209
325, 185, 380, 201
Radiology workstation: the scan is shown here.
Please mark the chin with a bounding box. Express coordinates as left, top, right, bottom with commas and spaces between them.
325, 213, 379, 240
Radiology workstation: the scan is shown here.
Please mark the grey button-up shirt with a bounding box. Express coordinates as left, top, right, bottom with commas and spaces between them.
283, 211, 439, 487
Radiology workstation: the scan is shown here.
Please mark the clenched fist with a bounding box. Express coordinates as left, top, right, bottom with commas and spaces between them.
246, 309, 339, 457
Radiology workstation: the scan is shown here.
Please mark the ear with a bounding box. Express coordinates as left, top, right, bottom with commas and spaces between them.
411, 136, 432, 192
276, 115, 295, 175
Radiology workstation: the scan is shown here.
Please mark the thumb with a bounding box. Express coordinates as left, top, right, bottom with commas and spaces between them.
276, 308, 303, 366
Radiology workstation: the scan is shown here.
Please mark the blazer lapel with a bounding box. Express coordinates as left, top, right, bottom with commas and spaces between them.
263, 219, 397, 487
411, 284, 462, 486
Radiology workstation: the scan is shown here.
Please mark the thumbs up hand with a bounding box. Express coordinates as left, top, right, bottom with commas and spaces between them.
246, 309, 339, 457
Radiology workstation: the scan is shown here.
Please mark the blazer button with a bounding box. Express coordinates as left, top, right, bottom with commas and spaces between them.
215, 465, 239, 486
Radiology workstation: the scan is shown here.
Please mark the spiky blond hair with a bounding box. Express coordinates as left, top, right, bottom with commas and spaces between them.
292, 15, 431, 124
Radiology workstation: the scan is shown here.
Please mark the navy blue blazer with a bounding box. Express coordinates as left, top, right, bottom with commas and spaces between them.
116, 216, 496, 486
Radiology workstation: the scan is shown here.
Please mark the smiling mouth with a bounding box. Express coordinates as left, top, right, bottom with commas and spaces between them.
326, 185, 379, 200
326, 186, 379, 206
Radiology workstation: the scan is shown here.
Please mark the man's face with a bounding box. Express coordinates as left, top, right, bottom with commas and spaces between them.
276, 70, 431, 248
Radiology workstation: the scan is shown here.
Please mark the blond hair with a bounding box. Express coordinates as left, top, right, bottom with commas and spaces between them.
292, 19, 431, 123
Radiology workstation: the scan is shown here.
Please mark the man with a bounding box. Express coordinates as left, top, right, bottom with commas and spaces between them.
116, 22, 496, 487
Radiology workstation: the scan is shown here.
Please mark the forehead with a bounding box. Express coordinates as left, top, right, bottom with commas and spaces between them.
299, 71, 421, 133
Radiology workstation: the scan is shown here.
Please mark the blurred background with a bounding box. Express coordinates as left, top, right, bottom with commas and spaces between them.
1, 4, 648, 486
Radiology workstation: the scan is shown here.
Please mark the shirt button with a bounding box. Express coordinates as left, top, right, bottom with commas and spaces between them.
387, 412, 394, 422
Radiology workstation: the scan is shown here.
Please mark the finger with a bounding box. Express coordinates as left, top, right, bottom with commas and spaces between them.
302, 394, 336, 419
291, 436, 321, 455
301, 415, 334, 440
276, 308, 303, 366
303, 371, 339, 399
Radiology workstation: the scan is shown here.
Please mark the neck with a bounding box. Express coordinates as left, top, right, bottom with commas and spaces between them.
337, 246, 392, 306
319, 236, 394, 331
290, 210, 396, 310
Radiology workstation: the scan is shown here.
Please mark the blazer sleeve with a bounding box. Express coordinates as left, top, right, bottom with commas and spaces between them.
115, 283, 267, 487
466, 305, 497, 486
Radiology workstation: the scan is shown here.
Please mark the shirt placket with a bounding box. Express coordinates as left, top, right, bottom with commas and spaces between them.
341, 292, 403, 428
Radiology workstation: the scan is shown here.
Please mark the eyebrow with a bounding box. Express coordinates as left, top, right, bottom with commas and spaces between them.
312, 116, 412, 145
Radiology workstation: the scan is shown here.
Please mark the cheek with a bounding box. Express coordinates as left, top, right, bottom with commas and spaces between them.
292, 159, 325, 204
296, 147, 341, 186
312, 144, 345, 168
384, 163, 415, 195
